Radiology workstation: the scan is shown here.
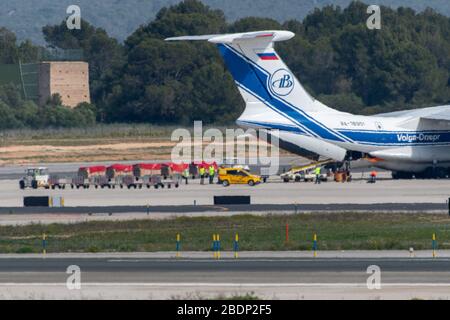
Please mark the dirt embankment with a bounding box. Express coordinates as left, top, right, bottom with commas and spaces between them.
0, 140, 175, 165
0, 138, 288, 165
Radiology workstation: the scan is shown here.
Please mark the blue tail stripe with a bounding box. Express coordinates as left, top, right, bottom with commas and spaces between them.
218, 44, 348, 143
218, 44, 450, 147
222, 44, 354, 143
218, 44, 318, 138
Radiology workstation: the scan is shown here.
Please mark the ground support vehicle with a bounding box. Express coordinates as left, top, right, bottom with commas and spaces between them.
19, 167, 50, 189
218, 167, 262, 186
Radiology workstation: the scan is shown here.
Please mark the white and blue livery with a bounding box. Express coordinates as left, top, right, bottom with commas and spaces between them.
166, 30, 450, 178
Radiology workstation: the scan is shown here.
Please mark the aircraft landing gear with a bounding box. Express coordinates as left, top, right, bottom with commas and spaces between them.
415, 167, 448, 179
392, 171, 414, 180
392, 167, 449, 179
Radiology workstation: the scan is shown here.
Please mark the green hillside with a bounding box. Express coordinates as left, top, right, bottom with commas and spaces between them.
0, 0, 448, 129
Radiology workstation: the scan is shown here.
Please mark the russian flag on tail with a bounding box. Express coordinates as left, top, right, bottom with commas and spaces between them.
257, 52, 278, 60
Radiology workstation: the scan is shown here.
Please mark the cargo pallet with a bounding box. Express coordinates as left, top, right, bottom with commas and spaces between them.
46, 174, 181, 190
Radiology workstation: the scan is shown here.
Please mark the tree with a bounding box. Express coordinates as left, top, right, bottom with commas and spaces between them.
0, 28, 19, 64
1, 0, 449, 129
228, 17, 281, 33
0, 84, 97, 129
107, 0, 241, 124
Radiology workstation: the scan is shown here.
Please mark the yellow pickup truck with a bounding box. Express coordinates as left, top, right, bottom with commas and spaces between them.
218, 167, 261, 187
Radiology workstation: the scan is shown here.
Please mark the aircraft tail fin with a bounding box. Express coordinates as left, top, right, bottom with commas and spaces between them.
166, 30, 334, 113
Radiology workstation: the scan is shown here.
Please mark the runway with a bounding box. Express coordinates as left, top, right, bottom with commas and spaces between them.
1, 256, 450, 282
1, 255, 449, 299
0, 200, 447, 226
0, 203, 447, 215
1, 178, 450, 208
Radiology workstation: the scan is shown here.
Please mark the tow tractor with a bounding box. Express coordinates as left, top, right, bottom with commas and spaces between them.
281, 159, 334, 182
19, 167, 50, 189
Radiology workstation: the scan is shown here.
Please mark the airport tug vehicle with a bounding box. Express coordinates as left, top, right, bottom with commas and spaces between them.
281, 159, 333, 182
19, 167, 50, 189
281, 167, 328, 182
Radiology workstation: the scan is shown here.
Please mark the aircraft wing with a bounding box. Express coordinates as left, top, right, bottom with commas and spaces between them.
376, 104, 450, 119
419, 108, 450, 121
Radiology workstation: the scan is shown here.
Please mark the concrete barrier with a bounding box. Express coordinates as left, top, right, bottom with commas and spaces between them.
23, 196, 50, 207
214, 196, 251, 205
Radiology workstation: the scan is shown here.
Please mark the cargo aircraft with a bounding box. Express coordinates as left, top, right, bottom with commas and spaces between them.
166, 30, 450, 179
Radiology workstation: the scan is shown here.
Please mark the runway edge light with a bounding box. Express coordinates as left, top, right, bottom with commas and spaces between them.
285, 223, 289, 244
432, 233, 437, 258
234, 233, 239, 259
217, 234, 221, 259
176, 233, 181, 258
42, 233, 47, 256
212, 234, 217, 259
313, 233, 318, 258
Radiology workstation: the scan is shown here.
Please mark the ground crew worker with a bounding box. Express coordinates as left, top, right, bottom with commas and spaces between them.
208, 165, 215, 184
183, 167, 189, 185
369, 170, 377, 183
199, 166, 206, 185
189, 162, 197, 179
314, 166, 321, 184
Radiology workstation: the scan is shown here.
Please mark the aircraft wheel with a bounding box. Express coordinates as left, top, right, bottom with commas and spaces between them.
434, 167, 448, 179
392, 171, 414, 179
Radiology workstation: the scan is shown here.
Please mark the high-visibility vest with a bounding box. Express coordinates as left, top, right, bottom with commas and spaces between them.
199, 167, 205, 175
209, 166, 215, 175
183, 169, 189, 177
315, 167, 321, 175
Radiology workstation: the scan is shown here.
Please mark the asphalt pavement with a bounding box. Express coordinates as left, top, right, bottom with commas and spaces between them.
0, 255, 449, 299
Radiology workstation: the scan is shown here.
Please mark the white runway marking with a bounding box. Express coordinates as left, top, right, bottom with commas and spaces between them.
1, 283, 450, 287
106, 258, 450, 262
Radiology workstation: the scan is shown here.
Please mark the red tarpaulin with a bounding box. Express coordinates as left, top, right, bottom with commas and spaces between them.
107, 164, 133, 172
168, 163, 189, 172
194, 161, 218, 169
79, 166, 106, 174
134, 163, 162, 170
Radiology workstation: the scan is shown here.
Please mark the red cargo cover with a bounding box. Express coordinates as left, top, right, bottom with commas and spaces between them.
135, 163, 162, 170
194, 161, 218, 169
168, 163, 189, 173
108, 164, 133, 172
79, 166, 106, 174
